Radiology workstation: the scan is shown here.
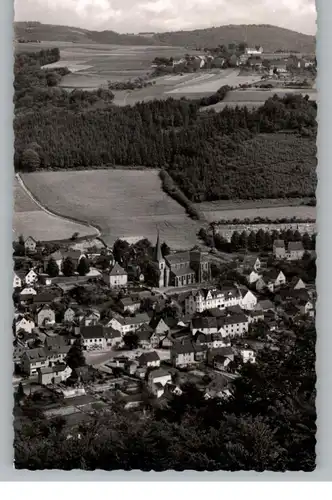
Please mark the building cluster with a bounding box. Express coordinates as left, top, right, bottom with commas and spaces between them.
13, 232, 316, 423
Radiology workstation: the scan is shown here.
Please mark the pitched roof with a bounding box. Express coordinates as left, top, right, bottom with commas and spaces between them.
124, 313, 150, 325
172, 341, 196, 355
120, 297, 140, 307
165, 251, 190, 265
148, 368, 171, 379
80, 325, 105, 339
257, 299, 274, 311
33, 293, 57, 304
288, 241, 304, 251
192, 316, 218, 330
24, 347, 47, 362
218, 313, 248, 326
153, 231, 163, 262
104, 327, 122, 339
273, 240, 285, 248
138, 351, 160, 364
109, 262, 127, 277
172, 266, 195, 277
40, 363, 67, 374
136, 326, 154, 342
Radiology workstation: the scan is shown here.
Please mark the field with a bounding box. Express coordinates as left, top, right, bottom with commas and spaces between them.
20, 170, 201, 250
16, 41, 197, 90
201, 87, 318, 112
13, 177, 99, 242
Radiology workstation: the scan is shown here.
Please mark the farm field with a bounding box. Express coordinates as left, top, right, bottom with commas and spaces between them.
200, 87, 318, 112
16, 41, 197, 89
13, 177, 98, 242
20, 170, 201, 250
200, 204, 316, 223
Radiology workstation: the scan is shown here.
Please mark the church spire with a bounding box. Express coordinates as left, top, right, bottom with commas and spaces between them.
154, 230, 163, 262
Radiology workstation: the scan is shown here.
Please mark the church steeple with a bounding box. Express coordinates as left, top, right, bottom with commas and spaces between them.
154, 230, 163, 262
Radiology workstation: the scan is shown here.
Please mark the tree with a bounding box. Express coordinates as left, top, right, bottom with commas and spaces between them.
123, 332, 139, 350
77, 257, 90, 276
21, 148, 41, 171
62, 257, 75, 277
248, 231, 257, 252
65, 337, 86, 370
239, 231, 248, 249
113, 239, 130, 266
161, 242, 171, 257
230, 231, 241, 252
46, 257, 59, 277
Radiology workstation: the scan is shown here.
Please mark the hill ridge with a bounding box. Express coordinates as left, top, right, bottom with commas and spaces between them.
14, 21, 315, 53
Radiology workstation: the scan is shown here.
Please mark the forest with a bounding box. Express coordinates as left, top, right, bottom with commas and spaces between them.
14, 48, 317, 203
14, 322, 316, 471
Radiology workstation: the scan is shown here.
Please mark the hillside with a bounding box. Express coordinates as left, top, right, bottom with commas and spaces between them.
152, 24, 315, 53
13, 21, 161, 46
14, 22, 315, 53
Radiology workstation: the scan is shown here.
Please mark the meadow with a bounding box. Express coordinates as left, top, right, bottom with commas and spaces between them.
13, 177, 98, 242
20, 170, 201, 250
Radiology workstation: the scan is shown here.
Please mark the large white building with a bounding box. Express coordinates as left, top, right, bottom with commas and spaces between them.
245, 46, 263, 56
185, 285, 258, 315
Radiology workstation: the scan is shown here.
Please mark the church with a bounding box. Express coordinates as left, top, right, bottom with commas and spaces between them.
153, 233, 211, 288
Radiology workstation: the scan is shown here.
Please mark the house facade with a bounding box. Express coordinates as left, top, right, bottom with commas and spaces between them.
13, 273, 22, 289
218, 314, 249, 337
24, 236, 37, 253
240, 290, 257, 310
171, 342, 196, 367
80, 325, 107, 350
36, 305, 55, 326
37, 364, 72, 385
104, 263, 128, 288
109, 313, 150, 336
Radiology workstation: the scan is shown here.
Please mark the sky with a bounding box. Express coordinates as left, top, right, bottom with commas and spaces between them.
14, 0, 317, 35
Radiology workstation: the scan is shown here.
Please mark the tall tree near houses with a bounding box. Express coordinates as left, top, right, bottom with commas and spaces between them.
65, 337, 86, 370
62, 256, 75, 277
77, 256, 90, 276
46, 257, 59, 277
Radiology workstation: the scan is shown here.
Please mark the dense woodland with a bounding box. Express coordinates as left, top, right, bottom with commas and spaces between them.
14, 49, 317, 203
14, 322, 316, 471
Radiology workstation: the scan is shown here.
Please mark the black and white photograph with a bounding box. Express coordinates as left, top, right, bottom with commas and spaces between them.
12, 0, 317, 471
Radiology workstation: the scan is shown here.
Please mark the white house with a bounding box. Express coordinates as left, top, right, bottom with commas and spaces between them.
218, 313, 249, 337
24, 236, 37, 253
256, 270, 286, 293
239, 348, 256, 364
80, 325, 107, 350
148, 368, 172, 388
13, 272, 22, 289
240, 290, 257, 311
25, 269, 39, 286
15, 316, 35, 334
138, 351, 160, 368
21, 348, 47, 375
37, 364, 72, 385
103, 263, 128, 288
108, 313, 150, 336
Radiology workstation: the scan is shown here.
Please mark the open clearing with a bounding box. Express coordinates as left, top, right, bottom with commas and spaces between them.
13, 177, 98, 242
20, 170, 200, 250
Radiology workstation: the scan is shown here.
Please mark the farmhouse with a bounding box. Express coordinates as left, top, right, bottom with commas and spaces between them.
80, 325, 107, 350
37, 364, 72, 385
24, 236, 37, 253
153, 234, 210, 288
103, 263, 128, 288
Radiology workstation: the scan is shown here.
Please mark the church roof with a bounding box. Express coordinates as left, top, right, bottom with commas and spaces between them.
154, 232, 163, 262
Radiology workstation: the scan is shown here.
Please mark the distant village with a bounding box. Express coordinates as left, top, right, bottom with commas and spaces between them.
13, 226, 316, 428
152, 44, 316, 79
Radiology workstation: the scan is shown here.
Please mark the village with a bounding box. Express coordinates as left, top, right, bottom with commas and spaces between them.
12, 228, 316, 431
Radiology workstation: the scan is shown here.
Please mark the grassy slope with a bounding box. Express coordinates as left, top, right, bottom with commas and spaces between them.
14, 22, 315, 53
